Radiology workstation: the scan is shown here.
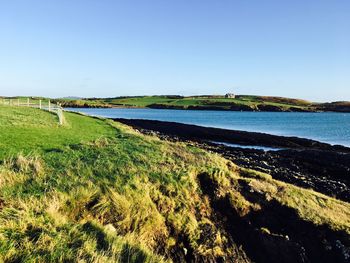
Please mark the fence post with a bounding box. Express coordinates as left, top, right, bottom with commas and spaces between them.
57, 107, 63, 125
48, 100, 51, 112
39, 100, 42, 109
27, 98, 30, 107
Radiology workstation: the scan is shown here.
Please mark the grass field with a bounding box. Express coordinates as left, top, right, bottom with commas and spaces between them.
50, 95, 314, 111
0, 105, 115, 158
94, 95, 312, 110
0, 105, 349, 262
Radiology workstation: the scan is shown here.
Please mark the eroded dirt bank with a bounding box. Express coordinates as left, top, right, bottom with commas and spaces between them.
198, 172, 350, 263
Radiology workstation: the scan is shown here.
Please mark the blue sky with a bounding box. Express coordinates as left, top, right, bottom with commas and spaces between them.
0, 0, 349, 101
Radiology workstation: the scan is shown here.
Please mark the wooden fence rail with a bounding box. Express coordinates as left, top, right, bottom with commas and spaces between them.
0, 98, 65, 125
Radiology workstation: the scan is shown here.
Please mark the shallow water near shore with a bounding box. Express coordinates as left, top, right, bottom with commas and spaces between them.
210, 141, 284, 151
66, 108, 350, 147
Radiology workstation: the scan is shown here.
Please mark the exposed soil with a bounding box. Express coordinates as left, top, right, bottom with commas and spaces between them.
199, 172, 350, 263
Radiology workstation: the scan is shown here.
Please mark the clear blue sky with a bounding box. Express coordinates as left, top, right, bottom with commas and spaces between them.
0, 0, 349, 101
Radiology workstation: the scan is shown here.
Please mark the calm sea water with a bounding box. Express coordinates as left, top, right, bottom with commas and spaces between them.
67, 108, 350, 147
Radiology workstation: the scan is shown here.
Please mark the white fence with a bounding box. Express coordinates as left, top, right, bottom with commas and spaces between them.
0, 98, 65, 125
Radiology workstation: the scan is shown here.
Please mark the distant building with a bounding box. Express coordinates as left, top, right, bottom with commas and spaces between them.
225, 93, 235, 98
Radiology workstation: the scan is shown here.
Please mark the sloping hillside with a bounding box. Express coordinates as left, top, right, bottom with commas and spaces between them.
0, 105, 349, 262
51, 95, 350, 112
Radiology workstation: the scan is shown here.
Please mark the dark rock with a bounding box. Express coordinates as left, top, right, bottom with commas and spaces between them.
256, 104, 285, 112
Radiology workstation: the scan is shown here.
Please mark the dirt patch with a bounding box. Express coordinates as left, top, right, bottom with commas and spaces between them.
198, 172, 350, 263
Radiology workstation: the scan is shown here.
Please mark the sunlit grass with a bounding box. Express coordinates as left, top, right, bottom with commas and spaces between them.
0, 105, 115, 158
0, 105, 349, 262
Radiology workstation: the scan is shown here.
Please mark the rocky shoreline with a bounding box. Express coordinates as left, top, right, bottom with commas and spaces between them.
147, 103, 318, 112
147, 102, 350, 112
114, 118, 350, 202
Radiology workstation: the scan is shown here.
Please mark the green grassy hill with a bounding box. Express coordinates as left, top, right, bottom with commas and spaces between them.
4, 95, 350, 112
55, 95, 314, 112
0, 105, 349, 262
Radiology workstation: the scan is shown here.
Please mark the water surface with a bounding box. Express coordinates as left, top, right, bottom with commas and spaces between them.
67, 108, 350, 147
210, 141, 284, 151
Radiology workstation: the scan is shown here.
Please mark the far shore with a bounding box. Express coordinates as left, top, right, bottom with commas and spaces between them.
63, 104, 350, 113
52, 94, 350, 112
3, 95, 350, 112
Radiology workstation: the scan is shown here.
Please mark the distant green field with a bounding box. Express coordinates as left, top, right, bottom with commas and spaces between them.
104, 96, 174, 107
52, 95, 314, 111
104, 95, 311, 108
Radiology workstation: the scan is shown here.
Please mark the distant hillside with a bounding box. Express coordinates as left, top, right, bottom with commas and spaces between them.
2, 95, 349, 112
317, 101, 350, 112
238, 95, 312, 106
51, 95, 350, 112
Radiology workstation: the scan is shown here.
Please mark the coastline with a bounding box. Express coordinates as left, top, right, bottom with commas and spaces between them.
114, 118, 350, 202
63, 104, 350, 112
